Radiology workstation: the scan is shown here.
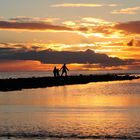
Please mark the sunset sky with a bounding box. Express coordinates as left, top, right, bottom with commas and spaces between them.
0, 0, 140, 71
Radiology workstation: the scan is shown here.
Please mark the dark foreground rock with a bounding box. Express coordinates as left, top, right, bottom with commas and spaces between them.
0, 74, 139, 91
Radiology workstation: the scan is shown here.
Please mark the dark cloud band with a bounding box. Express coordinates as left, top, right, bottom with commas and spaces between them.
0, 21, 72, 31
115, 21, 140, 34
0, 47, 134, 67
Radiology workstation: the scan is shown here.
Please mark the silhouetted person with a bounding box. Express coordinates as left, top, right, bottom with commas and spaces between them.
53, 66, 57, 77
53, 66, 60, 77
56, 68, 60, 77
60, 64, 69, 76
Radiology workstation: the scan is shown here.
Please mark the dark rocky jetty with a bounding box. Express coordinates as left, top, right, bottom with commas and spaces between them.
0, 74, 139, 91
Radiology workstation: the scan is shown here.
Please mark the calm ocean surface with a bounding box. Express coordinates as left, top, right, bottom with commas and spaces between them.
0, 70, 140, 79
0, 70, 140, 139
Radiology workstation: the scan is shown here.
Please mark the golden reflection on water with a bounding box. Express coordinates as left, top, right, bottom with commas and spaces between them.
0, 79, 140, 108
0, 79, 140, 138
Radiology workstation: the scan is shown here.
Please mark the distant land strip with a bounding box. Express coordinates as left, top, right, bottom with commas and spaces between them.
0, 74, 139, 92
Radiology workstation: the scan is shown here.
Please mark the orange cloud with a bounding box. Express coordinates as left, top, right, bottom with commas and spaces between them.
115, 21, 140, 34
82, 17, 115, 26
51, 3, 117, 8
10, 16, 60, 23
0, 17, 137, 42
0, 60, 48, 71
0, 18, 115, 38
63, 21, 76, 26
112, 7, 140, 14
0, 20, 72, 31
51, 3, 103, 7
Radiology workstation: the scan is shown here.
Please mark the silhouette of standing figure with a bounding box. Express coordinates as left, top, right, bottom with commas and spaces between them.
53, 66, 57, 77
56, 68, 60, 77
60, 64, 69, 76
53, 66, 60, 77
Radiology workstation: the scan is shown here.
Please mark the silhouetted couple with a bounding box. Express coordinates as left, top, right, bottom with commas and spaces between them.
53, 64, 69, 77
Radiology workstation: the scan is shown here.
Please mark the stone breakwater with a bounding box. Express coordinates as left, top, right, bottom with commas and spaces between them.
0, 74, 139, 91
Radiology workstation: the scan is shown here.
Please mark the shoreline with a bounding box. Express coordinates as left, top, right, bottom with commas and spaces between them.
0, 74, 139, 92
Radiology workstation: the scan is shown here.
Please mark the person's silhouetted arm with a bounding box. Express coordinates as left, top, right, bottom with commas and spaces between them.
60, 66, 63, 71
66, 66, 69, 71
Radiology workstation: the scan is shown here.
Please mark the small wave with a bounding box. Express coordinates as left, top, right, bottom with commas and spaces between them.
0, 132, 139, 139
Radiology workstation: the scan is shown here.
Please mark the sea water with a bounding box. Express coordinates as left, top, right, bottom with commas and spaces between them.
0, 70, 140, 139
0, 70, 140, 79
